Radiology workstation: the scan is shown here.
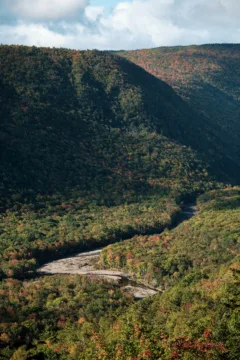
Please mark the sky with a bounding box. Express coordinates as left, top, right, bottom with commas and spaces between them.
0, 0, 240, 50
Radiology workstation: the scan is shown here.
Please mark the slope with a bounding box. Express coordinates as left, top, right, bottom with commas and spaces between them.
0, 45, 217, 278
0, 45, 239, 360
119, 44, 240, 183
0, 45, 226, 209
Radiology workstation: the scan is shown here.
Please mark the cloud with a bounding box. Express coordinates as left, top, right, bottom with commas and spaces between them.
0, 22, 70, 47
0, 0, 240, 50
5, 0, 89, 20
85, 6, 104, 22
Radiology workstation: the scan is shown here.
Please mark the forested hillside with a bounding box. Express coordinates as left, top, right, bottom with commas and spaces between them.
0, 44, 232, 208
119, 44, 240, 183
0, 45, 239, 359
0, 45, 219, 279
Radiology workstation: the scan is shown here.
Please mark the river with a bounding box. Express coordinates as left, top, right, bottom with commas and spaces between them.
37, 204, 198, 299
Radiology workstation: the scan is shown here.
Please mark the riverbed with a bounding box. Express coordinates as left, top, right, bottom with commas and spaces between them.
37, 204, 198, 299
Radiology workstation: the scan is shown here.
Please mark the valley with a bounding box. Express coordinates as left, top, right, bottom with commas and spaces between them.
37, 204, 198, 299
0, 44, 239, 360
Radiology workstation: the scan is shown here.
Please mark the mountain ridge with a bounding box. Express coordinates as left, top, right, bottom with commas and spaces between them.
119, 43, 240, 183
0, 45, 220, 200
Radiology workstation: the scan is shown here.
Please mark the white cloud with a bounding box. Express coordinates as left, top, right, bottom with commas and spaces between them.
0, 22, 70, 47
101, 0, 208, 47
85, 6, 104, 22
6, 0, 89, 20
0, 0, 240, 50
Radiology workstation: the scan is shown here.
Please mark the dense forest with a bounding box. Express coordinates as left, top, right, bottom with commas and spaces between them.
0, 45, 218, 278
119, 44, 240, 183
1, 189, 239, 359
0, 45, 239, 359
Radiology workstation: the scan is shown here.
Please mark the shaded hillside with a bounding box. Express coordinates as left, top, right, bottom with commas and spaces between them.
0, 45, 219, 206
119, 44, 240, 183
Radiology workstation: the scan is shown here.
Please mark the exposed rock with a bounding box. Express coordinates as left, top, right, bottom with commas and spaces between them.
37, 204, 198, 299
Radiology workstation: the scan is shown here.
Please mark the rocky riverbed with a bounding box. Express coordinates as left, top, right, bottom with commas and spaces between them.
37, 204, 198, 299
38, 249, 158, 299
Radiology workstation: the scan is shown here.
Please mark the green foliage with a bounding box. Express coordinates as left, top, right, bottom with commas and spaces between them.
0, 45, 239, 359
93, 189, 240, 359
120, 44, 240, 183
0, 45, 217, 277
0, 45, 216, 204
1, 190, 239, 359
98, 188, 240, 288
0, 195, 181, 278
0, 276, 134, 359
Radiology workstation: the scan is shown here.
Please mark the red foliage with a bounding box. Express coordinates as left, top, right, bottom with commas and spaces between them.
183, 302, 192, 311
170, 336, 226, 359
